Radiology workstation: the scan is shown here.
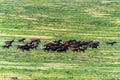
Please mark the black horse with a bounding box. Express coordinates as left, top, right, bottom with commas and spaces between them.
18, 38, 26, 42
106, 41, 116, 46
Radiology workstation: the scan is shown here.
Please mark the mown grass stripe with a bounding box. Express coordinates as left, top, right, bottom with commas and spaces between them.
0, 34, 53, 39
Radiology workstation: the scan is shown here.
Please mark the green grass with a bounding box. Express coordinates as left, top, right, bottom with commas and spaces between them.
0, 0, 120, 80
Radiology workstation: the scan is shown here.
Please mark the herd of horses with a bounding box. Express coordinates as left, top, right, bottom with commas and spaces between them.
1, 38, 117, 52
2, 38, 40, 51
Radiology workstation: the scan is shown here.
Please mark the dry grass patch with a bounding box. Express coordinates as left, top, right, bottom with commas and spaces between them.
0, 65, 49, 70
75, 0, 83, 2
33, 72, 65, 78
111, 62, 120, 64
90, 31, 120, 34
0, 0, 4, 2
101, 0, 117, 4
23, 3, 37, 6
32, 22, 39, 24
0, 73, 30, 80
93, 5, 115, 12
41, 3, 57, 7
81, 35, 120, 40
5, 22, 27, 25
0, 34, 53, 39
38, 27, 71, 31
0, 13, 5, 15
0, 63, 79, 70
91, 36, 120, 40
18, 15, 37, 20
43, 63, 79, 69
100, 50, 120, 53
0, 13, 6, 18
7, 14, 16, 17
23, 3, 56, 8
69, 32, 120, 40
84, 9, 109, 17
72, 33, 105, 36
114, 19, 120, 25
0, 28, 38, 32
33, 13, 49, 18
0, 61, 35, 65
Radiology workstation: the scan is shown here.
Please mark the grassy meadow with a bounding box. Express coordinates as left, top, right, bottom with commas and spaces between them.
0, 0, 120, 79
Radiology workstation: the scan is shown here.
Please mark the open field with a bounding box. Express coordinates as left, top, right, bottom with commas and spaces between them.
0, 0, 120, 80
